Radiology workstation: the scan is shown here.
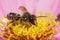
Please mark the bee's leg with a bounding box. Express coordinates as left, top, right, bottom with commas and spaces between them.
12, 20, 17, 26
11, 20, 14, 23
20, 19, 23, 27
35, 20, 37, 27
26, 22, 32, 30
30, 23, 32, 26
7, 20, 13, 26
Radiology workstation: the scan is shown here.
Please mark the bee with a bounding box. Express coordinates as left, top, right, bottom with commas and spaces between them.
7, 12, 46, 26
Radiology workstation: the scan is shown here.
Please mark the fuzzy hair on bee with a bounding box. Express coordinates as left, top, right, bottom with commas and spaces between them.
21, 12, 37, 25
7, 12, 20, 21
7, 12, 21, 26
19, 12, 31, 27
21, 12, 31, 21
29, 15, 37, 25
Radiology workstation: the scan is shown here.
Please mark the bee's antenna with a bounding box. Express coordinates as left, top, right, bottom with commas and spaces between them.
36, 16, 47, 18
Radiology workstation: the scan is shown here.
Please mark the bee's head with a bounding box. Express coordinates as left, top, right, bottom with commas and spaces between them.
31, 15, 36, 20
29, 15, 36, 25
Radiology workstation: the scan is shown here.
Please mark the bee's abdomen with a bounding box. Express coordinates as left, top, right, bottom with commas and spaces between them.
7, 12, 20, 21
